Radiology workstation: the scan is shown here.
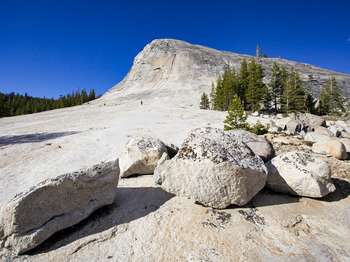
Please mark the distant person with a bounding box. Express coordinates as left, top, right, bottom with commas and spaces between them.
140, 100, 143, 105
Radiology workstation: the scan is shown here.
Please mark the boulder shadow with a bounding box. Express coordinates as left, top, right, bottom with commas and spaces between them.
321, 178, 350, 202
243, 188, 300, 208
26, 187, 174, 255
0, 131, 79, 147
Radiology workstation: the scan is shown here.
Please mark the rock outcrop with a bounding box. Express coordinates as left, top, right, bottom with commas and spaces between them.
0, 160, 119, 254
119, 135, 168, 178
267, 152, 335, 197
102, 39, 350, 107
155, 127, 267, 209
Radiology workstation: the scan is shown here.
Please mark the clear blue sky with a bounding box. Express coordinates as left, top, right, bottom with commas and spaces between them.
1, 0, 349, 98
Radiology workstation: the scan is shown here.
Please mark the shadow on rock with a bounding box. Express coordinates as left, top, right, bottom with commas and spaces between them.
321, 178, 350, 202
0, 132, 79, 147
248, 189, 300, 208
26, 187, 174, 255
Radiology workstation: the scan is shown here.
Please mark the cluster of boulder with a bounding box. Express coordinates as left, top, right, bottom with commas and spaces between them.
119, 124, 340, 209
249, 113, 350, 160
1, 113, 348, 255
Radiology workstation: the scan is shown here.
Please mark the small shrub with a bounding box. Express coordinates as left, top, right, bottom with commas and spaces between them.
248, 122, 268, 135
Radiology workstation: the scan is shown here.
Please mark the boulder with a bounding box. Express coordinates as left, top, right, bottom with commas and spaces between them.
266, 152, 335, 197
284, 119, 303, 134
154, 152, 170, 185
304, 132, 332, 143
328, 125, 342, 137
339, 138, 350, 152
119, 135, 168, 177
313, 126, 334, 137
296, 113, 326, 128
335, 120, 350, 133
341, 131, 350, 139
227, 129, 275, 162
312, 139, 348, 160
154, 127, 267, 209
0, 160, 119, 254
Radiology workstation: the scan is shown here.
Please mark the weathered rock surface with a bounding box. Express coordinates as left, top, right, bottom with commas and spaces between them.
312, 126, 334, 137
328, 125, 342, 137
304, 131, 332, 143
312, 139, 348, 160
154, 152, 170, 185
0, 160, 119, 254
119, 135, 168, 178
227, 129, 274, 161
340, 138, 350, 153
155, 127, 267, 208
267, 152, 335, 197
296, 113, 326, 128
284, 119, 303, 134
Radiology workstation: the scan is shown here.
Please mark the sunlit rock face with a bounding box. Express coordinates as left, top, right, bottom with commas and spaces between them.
102, 39, 350, 107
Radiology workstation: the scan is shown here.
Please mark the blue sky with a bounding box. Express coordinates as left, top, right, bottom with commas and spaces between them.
0, 0, 349, 98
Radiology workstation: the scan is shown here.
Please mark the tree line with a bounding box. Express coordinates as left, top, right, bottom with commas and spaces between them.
0, 88, 97, 118
200, 59, 346, 116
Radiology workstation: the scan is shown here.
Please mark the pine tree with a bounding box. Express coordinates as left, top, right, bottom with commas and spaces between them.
89, 89, 96, 100
269, 62, 284, 113
239, 59, 249, 106
200, 92, 210, 110
209, 83, 215, 109
281, 70, 306, 113
224, 95, 248, 131
319, 76, 345, 115
263, 85, 273, 112
212, 67, 239, 111
245, 59, 266, 112
213, 75, 224, 110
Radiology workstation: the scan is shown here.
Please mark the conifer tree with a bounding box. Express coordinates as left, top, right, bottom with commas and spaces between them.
281, 70, 306, 113
213, 75, 224, 110
200, 92, 210, 110
212, 67, 239, 111
269, 62, 284, 113
319, 76, 345, 115
239, 59, 249, 106
209, 83, 216, 109
89, 89, 96, 100
224, 95, 248, 131
245, 59, 266, 111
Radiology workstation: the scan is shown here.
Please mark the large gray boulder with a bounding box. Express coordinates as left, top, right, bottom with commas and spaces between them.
227, 129, 275, 162
312, 126, 334, 137
0, 160, 119, 254
119, 135, 168, 178
304, 132, 331, 143
335, 120, 350, 133
266, 152, 335, 197
284, 119, 303, 134
296, 113, 326, 128
340, 138, 350, 153
312, 139, 348, 160
154, 127, 267, 209
328, 125, 342, 137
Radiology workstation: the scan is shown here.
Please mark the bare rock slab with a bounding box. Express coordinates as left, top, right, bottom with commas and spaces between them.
267, 151, 335, 197
0, 160, 119, 254
120, 135, 168, 178
155, 127, 267, 209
